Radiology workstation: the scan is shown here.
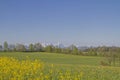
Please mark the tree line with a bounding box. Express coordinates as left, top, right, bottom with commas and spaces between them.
0, 41, 81, 54
0, 41, 120, 56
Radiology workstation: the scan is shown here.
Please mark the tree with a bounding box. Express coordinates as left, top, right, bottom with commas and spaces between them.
52, 46, 62, 53
78, 50, 83, 55
88, 49, 97, 56
9, 44, 16, 51
0, 45, 2, 51
4, 41, 8, 51
62, 47, 71, 54
45, 45, 53, 52
34, 43, 43, 52
29, 43, 34, 51
16, 44, 26, 52
72, 45, 79, 55
69, 45, 78, 55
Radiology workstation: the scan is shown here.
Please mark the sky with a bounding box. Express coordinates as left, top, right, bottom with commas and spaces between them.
0, 0, 120, 46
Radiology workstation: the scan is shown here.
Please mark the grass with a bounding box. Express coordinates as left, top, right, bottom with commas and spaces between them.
0, 52, 102, 66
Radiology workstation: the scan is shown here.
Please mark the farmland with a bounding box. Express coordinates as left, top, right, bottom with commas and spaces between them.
0, 52, 101, 66
0, 52, 120, 80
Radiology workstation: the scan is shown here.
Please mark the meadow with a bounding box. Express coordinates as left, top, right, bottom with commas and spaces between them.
0, 52, 120, 80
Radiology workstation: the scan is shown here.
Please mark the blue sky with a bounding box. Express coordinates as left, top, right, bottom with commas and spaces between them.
0, 0, 120, 46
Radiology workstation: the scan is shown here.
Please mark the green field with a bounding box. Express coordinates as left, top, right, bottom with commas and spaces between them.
0, 52, 102, 66
0, 52, 120, 80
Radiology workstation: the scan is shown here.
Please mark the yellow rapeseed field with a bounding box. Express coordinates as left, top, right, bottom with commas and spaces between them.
0, 57, 120, 80
0, 57, 83, 80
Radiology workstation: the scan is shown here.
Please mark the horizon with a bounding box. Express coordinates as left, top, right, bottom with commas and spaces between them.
1, 0, 120, 46
1, 41, 120, 48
